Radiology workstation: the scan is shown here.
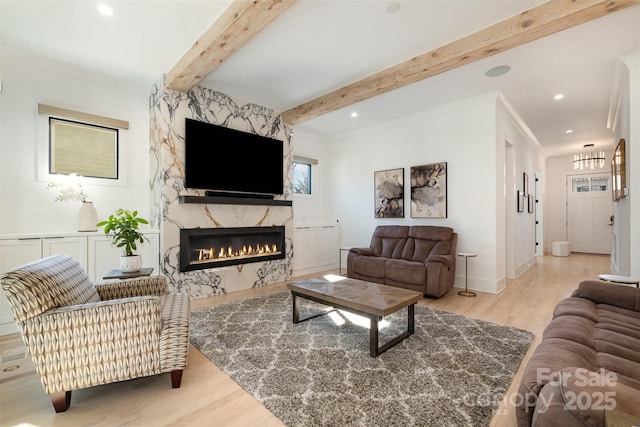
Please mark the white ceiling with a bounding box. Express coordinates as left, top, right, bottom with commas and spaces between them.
2, 1, 639, 157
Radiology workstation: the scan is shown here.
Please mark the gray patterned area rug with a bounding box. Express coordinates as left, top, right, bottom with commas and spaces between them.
190, 291, 534, 426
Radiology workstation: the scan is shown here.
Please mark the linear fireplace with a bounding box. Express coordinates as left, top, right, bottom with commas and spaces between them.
179, 226, 286, 272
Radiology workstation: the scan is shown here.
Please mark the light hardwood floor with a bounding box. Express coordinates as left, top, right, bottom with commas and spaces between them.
0, 253, 610, 427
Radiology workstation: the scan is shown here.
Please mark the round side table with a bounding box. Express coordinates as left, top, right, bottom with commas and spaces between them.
457, 252, 477, 297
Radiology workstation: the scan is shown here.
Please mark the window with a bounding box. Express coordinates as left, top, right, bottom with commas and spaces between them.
37, 103, 129, 185
293, 161, 312, 194
571, 176, 609, 193
292, 155, 319, 195
49, 118, 119, 179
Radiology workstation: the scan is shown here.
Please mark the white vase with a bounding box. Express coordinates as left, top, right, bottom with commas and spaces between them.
120, 255, 141, 273
78, 201, 98, 232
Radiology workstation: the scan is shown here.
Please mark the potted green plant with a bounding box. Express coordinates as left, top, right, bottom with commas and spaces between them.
97, 209, 149, 272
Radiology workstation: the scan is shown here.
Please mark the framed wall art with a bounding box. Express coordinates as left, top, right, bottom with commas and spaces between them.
523, 172, 529, 196
611, 138, 626, 201
517, 191, 524, 212
374, 168, 404, 218
528, 194, 534, 213
410, 162, 447, 218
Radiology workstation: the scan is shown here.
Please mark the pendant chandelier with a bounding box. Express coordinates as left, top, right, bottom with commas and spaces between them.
573, 144, 605, 170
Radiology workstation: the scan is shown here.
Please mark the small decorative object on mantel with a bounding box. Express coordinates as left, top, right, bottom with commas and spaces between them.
96, 209, 149, 273
47, 173, 98, 232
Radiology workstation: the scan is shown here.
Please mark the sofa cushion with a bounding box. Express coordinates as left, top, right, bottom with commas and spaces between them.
409, 225, 453, 241
401, 238, 435, 262
571, 280, 640, 311
401, 226, 453, 261
351, 256, 387, 279
541, 314, 596, 348
531, 370, 640, 427
552, 297, 640, 383
553, 297, 598, 322
370, 226, 408, 258
385, 259, 426, 286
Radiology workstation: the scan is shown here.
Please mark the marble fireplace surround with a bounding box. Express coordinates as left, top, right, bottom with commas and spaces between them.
179, 225, 286, 272
149, 81, 294, 299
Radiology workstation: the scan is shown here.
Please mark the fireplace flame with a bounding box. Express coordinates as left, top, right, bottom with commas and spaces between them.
195, 242, 280, 264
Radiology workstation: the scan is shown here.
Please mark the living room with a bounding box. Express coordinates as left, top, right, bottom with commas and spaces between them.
2, 19, 638, 295
1, 1, 639, 426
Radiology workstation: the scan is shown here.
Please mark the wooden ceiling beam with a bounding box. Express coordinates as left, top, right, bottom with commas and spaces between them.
282, 0, 638, 126
166, 0, 297, 92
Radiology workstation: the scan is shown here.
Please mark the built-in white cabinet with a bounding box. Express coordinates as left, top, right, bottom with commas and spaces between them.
293, 227, 317, 271
0, 238, 43, 271
315, 226, 340, 266
293, 225, 339, 276
0, 230, 160, 336
42, 236, 88, 268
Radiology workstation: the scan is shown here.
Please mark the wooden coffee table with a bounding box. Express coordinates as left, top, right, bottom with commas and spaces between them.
287, 275, 422, 357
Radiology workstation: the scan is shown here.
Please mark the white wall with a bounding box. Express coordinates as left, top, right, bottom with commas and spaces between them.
291, 129, 335, 226
610, 52, 640, 276
627, 53, 640, 277
545, 155, 572, 253
623, 52, 640, 277
496, 95, 543, 279
0, 52, 152, 235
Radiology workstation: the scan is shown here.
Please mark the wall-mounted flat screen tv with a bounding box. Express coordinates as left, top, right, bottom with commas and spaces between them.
184, 118, 284, 196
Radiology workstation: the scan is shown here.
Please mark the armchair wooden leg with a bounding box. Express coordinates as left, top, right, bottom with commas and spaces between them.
170, 370, 183, 388
51, 390, 71, 412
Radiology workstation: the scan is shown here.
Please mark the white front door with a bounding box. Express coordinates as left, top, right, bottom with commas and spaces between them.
567, 173, 613, 254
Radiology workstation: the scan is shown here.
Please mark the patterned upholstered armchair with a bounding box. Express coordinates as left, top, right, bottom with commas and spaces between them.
0, 254, 190, 412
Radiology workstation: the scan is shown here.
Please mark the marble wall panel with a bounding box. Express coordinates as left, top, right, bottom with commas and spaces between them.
150, 79, 293, 299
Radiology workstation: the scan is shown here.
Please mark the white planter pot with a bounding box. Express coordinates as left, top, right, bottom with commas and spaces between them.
120, 255, 141, 273
78, 202, 98, 232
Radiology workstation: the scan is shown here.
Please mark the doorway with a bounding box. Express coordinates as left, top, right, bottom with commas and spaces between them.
566, 173, 613, 254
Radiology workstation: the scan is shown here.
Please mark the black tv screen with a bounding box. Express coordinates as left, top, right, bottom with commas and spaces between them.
184, 118, 284, 195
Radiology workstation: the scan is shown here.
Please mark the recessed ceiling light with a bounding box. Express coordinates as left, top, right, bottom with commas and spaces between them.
97, 3, 114, 16
554, 94, 565, 100
385, 1, 400, 14
485, 65, 511, 77
565, 129, 574, 134
350, 112, 358, 118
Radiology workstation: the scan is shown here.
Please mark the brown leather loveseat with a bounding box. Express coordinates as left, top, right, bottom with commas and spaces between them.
347, 225, 457, 297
